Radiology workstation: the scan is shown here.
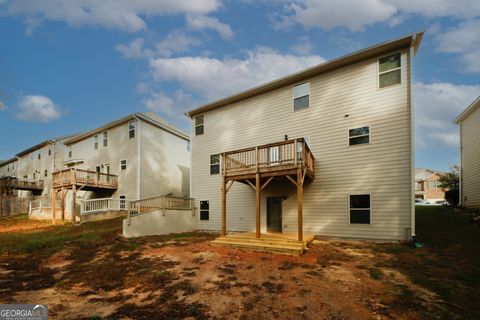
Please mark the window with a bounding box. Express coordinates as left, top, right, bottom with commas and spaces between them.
96, 166, 101, 173
24, 175, 27, 179
120, 195, 126, 210
120, 160, 127, 171
200, 200, 209, 220
187, 141, 191, 152
68, 146, 72, 158
103, 131, 108, 147
33, 173, 36, 180
293, 82, 310, 111
38, 153, 41, 160
210, 154, 220, 174
94, 135, 99, 150
350, 194, 371, 224
44, 170, 48, 177
195, 115, 204, 136
48, 149, 52, 156
349, 126, 370, 146
379, 53, 401, 88
428, 181, 440, 189
129, 120, 136, 139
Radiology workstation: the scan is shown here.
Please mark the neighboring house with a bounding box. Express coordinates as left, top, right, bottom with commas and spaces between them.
0, 157, 19, 196
415, 168, 445, 203
455, 96, 480, 208
186, 32, 424, 243
59, 112, 190, 203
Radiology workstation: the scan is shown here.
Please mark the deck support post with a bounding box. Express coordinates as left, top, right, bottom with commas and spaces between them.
256, 172, 261, 238
61, 187, 65, 222
71, 184, 77, 224
51, 189, 56, 225
221, 175, 227, 236
297, 167, 303, 242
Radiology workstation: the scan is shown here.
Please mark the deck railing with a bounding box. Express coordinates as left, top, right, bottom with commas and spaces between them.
52, 168, 118, 189
29, 199, 61, 214
81, 198, 131, 215
127, 195, 195, 225
0, 176, 44, 190
223, 138, 315, 177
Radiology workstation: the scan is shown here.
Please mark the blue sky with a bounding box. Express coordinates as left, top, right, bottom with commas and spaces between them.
0, 1, 479, 172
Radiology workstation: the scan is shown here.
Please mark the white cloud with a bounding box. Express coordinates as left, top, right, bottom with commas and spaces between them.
414, 82, 480, 149
290, 36, 313, 55
16, 95, 62, 122
275, 0, 480, 32
154, 31, 201, 57
286, 0, 397, 32
0, 100, 5, 110
434, 19, 480, 73
186, 14, 234, 40
143, 90, 194, 115
149, 46, 325, 100
2, 0, 222, 33
115, 38, 146, 59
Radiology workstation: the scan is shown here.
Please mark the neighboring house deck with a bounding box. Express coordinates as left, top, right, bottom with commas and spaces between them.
0, 176, 44, 195
52, 168, 118, 191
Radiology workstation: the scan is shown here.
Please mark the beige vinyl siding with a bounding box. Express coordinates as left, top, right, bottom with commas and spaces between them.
191, 49, 412, 240
0, 160, 18, 178
139, 120, 190, 199
68, 122, 137, 200
461, 105, 480, 208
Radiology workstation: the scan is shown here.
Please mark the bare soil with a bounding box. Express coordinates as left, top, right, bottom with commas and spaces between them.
0, 207, 479, 319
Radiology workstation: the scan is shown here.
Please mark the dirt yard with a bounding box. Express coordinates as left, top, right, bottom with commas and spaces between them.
0, 207, 479, 319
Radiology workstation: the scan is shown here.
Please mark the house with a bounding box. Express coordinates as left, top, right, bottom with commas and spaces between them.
455, 96, 480, 208
0, 135, 75, 197
52, 112, 190, 222
415, 168, 445, 203
186, 32, 424, 253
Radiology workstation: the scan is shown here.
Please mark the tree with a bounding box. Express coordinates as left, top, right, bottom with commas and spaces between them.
439, 165, 460, 205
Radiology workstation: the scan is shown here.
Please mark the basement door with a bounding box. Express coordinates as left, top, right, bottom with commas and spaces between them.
267, 197, 283, 233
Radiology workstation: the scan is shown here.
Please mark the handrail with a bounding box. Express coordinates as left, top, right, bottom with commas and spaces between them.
127, 195, 195, 225
52, 168, 118, 188
0, 177, 44, 190
222, 138, 315, 175
29, 199, 61, 214
81, 198, 131, 215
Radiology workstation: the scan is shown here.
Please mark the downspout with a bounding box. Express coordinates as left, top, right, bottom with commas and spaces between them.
135, 116, 141, 200
409, 42, 416, 241
459, 123, 463, 206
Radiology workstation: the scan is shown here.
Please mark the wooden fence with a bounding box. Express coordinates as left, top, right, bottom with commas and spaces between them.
0, 196, 44, 217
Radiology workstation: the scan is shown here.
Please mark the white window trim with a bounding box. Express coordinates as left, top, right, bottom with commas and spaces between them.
120, 159, 127, 171
199, 200, 210, 221
292, 81, 310, 112
377, 51, 402, 90
94, 134, 99, 150
102, 131, 108, 147
195, 115, 205, 136
128, 120, 136, 139
348, 125, 371, 147
210, 154, 220, 175
348, 193, 372, 225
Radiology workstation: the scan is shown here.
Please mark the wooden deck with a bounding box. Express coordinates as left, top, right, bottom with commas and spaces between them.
0, 176, 44, 195
52, 168, 118, 191
211, 232, 315, 256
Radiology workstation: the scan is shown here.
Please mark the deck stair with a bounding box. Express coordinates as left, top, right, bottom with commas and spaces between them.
211, 232, 314, 256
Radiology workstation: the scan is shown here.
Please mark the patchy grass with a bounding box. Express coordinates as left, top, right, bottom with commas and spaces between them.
0, 207, 479, 319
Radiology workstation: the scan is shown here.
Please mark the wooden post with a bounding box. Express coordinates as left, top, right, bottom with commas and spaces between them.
61, 188, 65, 222
256, 172, 261, 238
71, 184, 77, 223
294, 139, 298, 167
221, 175, 227, 236
297, 167, 303, 242
51, 189, 56, 225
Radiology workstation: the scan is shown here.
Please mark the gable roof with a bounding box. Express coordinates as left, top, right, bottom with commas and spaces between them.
454, 96, 480, 124
64, 112, 189, 145
0, 157, 18, 167
415, 168, 445, 180
16, 133, 80, 157
186, 31, 424, 118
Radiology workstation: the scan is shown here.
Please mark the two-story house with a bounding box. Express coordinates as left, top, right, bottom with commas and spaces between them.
415, 168, 445, 203
455, 96, 480, 208
186, 32, 424, 252
51, 112, 190, 221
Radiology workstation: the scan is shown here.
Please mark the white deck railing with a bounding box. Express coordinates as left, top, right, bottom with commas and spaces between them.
29, 199, 61, 214
127, 195, 194, 225
81, 198, 131, 215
